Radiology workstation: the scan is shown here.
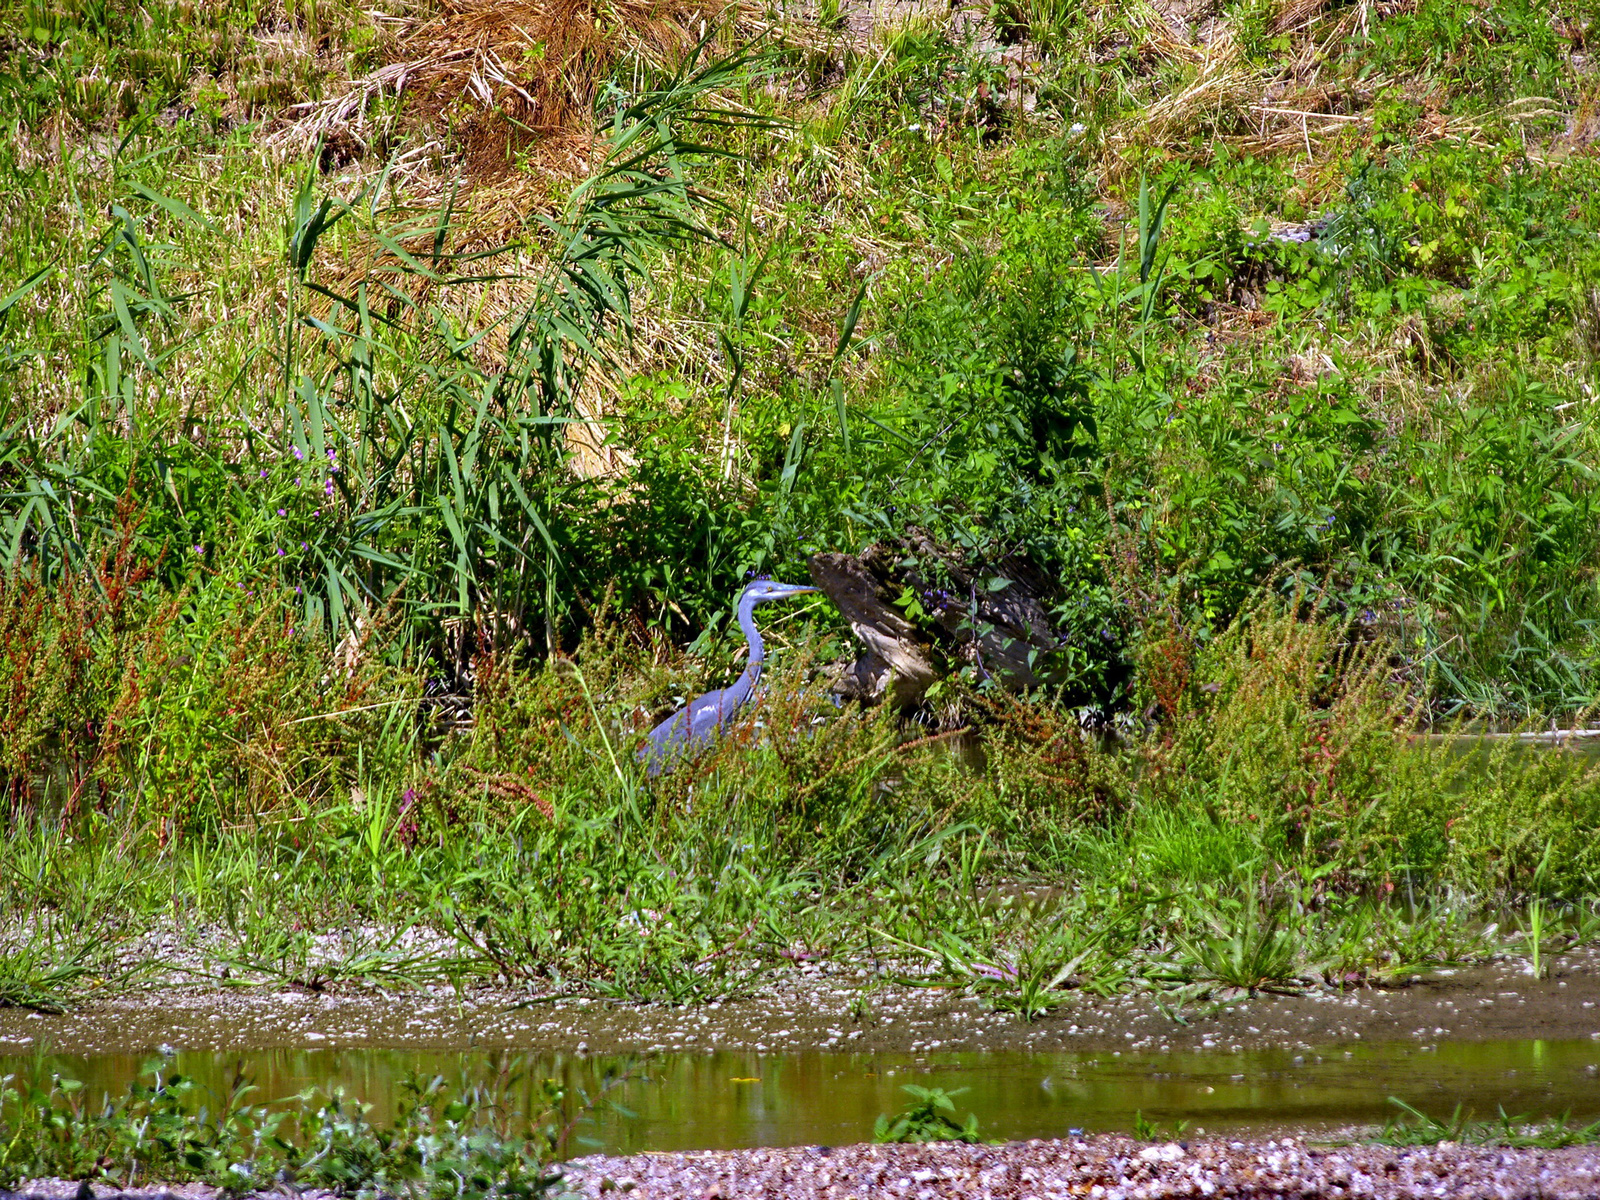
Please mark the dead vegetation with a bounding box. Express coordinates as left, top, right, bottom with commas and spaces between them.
277, 0, 762, 195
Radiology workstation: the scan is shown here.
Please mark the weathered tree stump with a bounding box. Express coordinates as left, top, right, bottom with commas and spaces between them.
807, 551, 939, 706
808, 530, 1065, 707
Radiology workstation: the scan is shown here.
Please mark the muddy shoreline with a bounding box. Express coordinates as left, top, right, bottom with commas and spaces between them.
3, 948, 1598, 1061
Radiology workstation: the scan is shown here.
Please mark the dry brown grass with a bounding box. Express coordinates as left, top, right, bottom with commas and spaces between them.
1099, 0, 1563, 202
278, 0, 761, 192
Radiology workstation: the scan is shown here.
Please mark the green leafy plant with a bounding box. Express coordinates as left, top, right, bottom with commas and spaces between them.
873, 1086, 981, 1145
0, 934, 118, 1014
0, 1058, 608, 1194
1131, 1110, 1189, 1141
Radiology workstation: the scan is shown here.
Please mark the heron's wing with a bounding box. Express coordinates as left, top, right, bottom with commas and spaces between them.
640, 674, 756, 775
640, 685, 732, 764
686, 684, 743, 743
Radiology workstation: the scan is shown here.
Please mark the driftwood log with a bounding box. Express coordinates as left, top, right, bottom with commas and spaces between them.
808, 531, 1065, 707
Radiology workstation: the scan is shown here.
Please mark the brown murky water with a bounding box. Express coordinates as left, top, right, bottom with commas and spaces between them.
4, 1039, 1598, 1156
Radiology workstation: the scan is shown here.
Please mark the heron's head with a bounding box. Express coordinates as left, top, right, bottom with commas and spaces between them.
740, 578, 818, 604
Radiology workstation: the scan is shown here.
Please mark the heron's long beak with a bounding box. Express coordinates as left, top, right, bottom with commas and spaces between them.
781, 585, 819, 597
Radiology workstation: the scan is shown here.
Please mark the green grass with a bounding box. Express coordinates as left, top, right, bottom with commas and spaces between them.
5, 0, 1600, 716
1379, 1098, 1600, 1149
0, 609, 1592, 1016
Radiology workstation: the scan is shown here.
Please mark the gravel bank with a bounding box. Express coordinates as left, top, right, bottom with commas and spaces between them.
6, 1136, 1600, 1199
559, 1135, 1600, 1199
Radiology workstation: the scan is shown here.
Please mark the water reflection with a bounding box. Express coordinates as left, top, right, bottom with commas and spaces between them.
4, 1039, 1598, 1155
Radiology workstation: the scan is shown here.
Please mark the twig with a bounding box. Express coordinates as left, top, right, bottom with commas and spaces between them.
285, 696, 421, 724
895, 727, 973, 754
1250, 105, 1368, 122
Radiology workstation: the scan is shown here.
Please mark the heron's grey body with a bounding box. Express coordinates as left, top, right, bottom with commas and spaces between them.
640, 580, 817, 776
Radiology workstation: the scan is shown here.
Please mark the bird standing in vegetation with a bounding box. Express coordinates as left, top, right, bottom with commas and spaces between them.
641, 579, 818, 776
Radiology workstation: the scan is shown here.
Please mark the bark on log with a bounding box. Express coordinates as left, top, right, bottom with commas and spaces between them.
808, 531, 1066, 707
807, 552, 940, 706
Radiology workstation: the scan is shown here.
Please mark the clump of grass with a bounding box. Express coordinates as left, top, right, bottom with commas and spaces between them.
1379, 1098, 1600, 1150
972, 686, 1125, 833
1446, 735, 1600, 896
0, 935, 112, 1014
0, 538, 418, 829
1167, 893, 1312, 997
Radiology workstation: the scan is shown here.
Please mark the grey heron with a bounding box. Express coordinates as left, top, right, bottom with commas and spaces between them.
640, 579, 818, 775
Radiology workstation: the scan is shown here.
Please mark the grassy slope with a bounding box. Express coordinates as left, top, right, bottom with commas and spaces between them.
1, 0, 1599, 1025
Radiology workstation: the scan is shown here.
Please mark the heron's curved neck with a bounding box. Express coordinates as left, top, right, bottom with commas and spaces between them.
738, 592, 765, 678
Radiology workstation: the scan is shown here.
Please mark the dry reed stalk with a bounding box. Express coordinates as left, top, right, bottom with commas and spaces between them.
1271, 0, 1328, 35
1107, 52, 1267, 180
1288, 4, 1362, 76
565, 370, 640, 480
1124, 0, 1232, 64
1440, 96, 1565, 162
1227, 65, 1395, 169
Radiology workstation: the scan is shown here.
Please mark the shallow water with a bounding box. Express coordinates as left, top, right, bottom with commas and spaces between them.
5, 1039, 1598, 1155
